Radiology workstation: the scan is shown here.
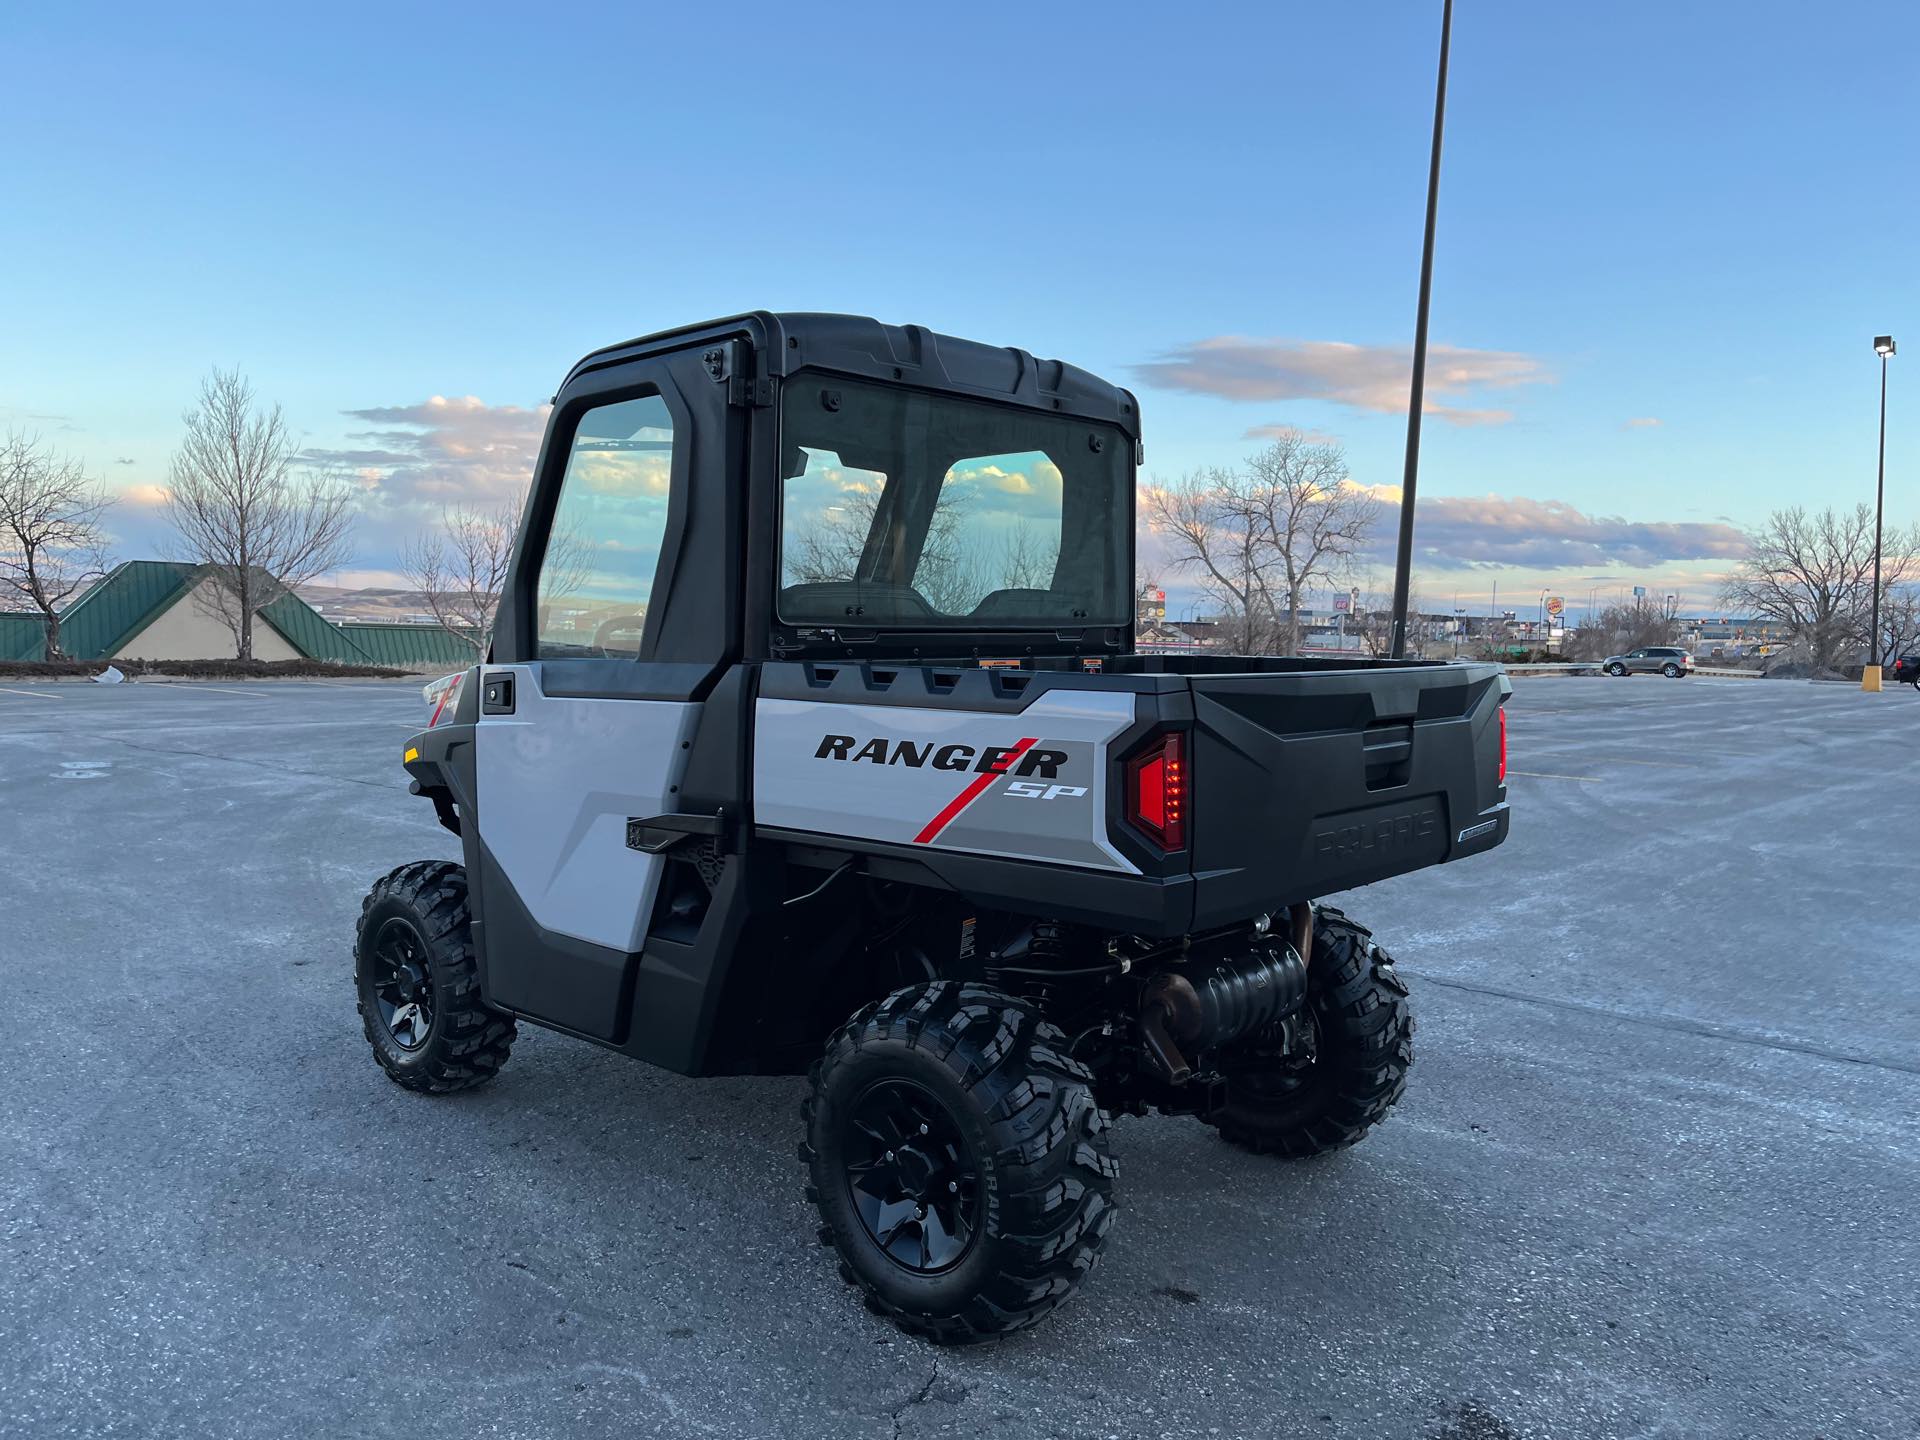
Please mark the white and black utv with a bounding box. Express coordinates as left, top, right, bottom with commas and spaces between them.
357, 313, 1511, 1343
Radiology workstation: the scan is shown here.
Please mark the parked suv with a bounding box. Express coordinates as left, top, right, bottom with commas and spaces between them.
1892, 653, 1920, 689
1603, 646, 1693, 678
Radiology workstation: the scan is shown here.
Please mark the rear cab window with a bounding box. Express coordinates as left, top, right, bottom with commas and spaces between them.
776, 375, 1129, 631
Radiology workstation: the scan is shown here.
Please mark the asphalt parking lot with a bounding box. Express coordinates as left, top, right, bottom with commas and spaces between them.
2, 675, 1916, 1439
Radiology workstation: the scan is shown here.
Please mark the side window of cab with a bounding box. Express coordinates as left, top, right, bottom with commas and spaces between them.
534, 394, 677, 659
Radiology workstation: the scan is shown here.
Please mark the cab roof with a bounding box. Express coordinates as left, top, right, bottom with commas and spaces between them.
561, 311, 1140, 441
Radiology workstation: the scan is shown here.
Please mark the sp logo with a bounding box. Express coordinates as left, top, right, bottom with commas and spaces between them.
1004, 781, 1089, 801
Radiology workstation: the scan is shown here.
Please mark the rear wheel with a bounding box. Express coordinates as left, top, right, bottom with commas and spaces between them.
802, 981, 1118, 1343
1203, 907, 1413, 1158
354, 860, 516, 1093
1662, 662, 1683, 678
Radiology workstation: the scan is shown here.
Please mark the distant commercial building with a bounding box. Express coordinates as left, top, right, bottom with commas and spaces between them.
1677, 616, 1791, 653
0, 560, 477, 668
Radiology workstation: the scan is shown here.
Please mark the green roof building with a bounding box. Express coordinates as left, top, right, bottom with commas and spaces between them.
0, 561, 478, 669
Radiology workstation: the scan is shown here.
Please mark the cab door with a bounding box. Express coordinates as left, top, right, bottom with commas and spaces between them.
468, 340, 742, 1042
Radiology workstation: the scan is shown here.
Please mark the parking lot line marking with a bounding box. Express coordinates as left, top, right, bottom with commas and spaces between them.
0, 686, 60, 700
185, 685, 276, 699
1505, 769, 1600, 781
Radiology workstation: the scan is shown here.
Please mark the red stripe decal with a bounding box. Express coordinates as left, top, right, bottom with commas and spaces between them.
912, 737, 1038, 845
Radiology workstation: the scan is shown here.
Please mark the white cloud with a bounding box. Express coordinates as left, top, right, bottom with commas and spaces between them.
1243, 425, 1342, 445
1136, 336, 1551, 426
1137, 480, 1749, 582
303, 395, 552, 510
1360, 492, 1747, 571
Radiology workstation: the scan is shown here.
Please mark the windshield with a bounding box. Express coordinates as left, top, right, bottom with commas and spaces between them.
778, 374, 1130, 630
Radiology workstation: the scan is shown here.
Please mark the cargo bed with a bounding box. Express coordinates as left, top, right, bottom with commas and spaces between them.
749, 654, 1509, 937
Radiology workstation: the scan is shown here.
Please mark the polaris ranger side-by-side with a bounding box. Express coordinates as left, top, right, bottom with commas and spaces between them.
357, 313, 1510, 1342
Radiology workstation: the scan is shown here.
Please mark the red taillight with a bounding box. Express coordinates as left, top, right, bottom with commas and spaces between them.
1498, 705, 1508, 785
1127, 731, 1187, 851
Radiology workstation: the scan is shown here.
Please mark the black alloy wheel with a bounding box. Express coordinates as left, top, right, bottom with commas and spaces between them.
367, 916, 435, 1050
353, 860, 516, 1093
843, 1078, 982, 1274
802, 981, 1118, 1343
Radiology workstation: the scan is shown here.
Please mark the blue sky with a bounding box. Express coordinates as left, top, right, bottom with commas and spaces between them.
3, 1, 1915, 616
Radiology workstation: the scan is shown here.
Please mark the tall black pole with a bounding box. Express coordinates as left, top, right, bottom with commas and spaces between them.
1390, 0, 1453, 659
1869, 353, 1888, 672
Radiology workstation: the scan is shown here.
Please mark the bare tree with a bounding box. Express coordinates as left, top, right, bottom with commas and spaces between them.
403, 486, 590, 658
1721, 505, 1920, 674
784, 479, 1009, 614
995, 525, 1056, 591
0, 433, 115, 658
1144, 433, 1377, 655
1351, 579, 1425, 657
163, 369, 356, 658
785, 489, 871, 592
1877, 582, 1920, 666
1245, 433, 1378, 654
401, 502, 511, 658
1143, 467, 1277, 652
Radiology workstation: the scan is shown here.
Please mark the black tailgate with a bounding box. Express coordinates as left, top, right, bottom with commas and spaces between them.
1185, 661, 1509, 929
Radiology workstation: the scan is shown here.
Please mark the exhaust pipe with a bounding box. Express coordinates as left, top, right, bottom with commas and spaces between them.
1139, 931, 1310, 1084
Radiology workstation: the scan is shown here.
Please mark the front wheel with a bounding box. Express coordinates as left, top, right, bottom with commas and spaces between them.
802, 982, 1118, 1344
1607, 662, 1628, 677
354, 860, 516, 1092
1202, 907, 1414, 1158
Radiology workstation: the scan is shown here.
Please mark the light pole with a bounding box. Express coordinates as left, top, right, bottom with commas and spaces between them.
1388, 0, 1453, 658
1864, 335, 1896, 691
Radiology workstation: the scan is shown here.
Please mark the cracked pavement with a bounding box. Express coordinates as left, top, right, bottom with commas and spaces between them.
1, 677, 1916, 1438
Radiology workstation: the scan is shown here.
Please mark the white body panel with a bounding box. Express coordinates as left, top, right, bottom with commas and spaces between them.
476, 666, 698, 951
752, 689, 1140, 873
